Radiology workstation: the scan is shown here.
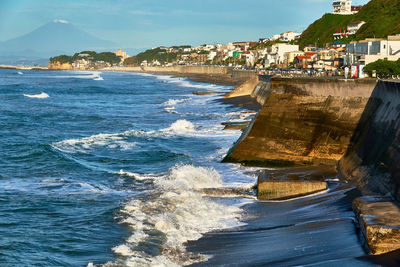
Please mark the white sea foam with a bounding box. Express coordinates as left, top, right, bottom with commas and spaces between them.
52, 132, 140, 153
112, 165, 244, 266
163, 98, 191, 106
52, 117, 235, 156
23, 92, 49, 99
155, 75, 228, 91
54, 71, 103, 80
165, 119, 195, 133
118, 170, 156, 181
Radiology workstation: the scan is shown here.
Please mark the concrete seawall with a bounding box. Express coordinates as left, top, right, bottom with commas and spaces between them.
224, 76, 400, 255
339, 81, 400, 200
223, 77, 377, 167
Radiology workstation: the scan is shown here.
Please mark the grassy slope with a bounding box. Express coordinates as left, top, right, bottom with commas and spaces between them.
299, 0, 400, 48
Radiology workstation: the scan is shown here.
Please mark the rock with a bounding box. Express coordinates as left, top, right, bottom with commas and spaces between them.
353, 196, 400, 255
257, 179, 327, 200
221, 121, 250, 130
48, 61, 73, 70
192, 91, 220, 95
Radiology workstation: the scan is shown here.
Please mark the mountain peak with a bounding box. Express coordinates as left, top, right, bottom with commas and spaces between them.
53, 19, 69, 24
0, 20, 115, 58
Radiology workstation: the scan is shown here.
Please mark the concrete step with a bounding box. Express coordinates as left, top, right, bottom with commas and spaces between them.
353, 196, 400, 255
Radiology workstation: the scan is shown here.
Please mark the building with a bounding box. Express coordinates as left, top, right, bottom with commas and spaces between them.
114, 48, 129, 62
263, 44, 300, 66
271, 34, 281, 41
259, 38, 270, 43
345, 35, 400, 65
347, 21, 366, 35
294, 54, 315, 69
207, 51, 217, 61
332, 0, 352, 15
332, 0, 362, 15
270, 32, 301, 42
271, 44, 300, 64
280, 31, 302, 42
72, 58, 91, 70
284, 51, 305, 65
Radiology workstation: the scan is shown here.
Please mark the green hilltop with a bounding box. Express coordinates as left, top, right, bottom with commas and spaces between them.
299, 0, 400, 48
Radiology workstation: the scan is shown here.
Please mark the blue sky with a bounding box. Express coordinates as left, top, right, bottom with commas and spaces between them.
0, 0, 370, 51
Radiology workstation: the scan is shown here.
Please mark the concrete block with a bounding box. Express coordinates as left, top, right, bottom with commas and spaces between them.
353, 196, 400, 255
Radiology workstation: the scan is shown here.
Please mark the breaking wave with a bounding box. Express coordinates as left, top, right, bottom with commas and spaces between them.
133, 73, 229, 91
54, 71, 104, 80
163, 98, 191, 106
166, 119, 195, 133
23, 92, 49, 99
108, 165, 244, 266
52, 131, 139, 153
51, 119, 203, 154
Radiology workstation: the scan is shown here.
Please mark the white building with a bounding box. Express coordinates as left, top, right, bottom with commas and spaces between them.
208, 51, 217, 61
280, 31, 301, 42
346, 35, 400, 65
271, 44, 300, 64
270, 32, 301, 42
271, 34, 281, 41
347, 21, 366, 35
245, 52, 256, 67
332, 0, 352, 15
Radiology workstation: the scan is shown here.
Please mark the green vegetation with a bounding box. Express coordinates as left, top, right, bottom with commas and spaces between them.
123, 47, 179, 66
72, 51, 121, 65
299, 0, 400, 48
50, 51, 121, 65
49, 55, 73, 64
123, 46, 212, 66
299, 14, 354, 48
364, 59, 400, 77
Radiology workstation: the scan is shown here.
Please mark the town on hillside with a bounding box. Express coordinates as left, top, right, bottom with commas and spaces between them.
49, 0, 400, 79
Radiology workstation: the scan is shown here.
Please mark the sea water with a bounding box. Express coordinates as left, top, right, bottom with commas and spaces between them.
0, 69, 257, 266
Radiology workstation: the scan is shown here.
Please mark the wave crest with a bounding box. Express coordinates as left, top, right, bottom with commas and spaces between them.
166, 119, 195, 133
23, 92, 49, 99
111, 165, 243, 266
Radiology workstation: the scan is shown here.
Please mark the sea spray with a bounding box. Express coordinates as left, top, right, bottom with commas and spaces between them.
167, 119, 195, 133
110, 165, 244, 266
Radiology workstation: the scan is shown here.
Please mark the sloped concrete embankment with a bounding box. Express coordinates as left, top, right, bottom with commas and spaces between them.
339, 80, 400, 253
224, 77, 400, 254
223, 77, 377, 167
339, 81, 400, 199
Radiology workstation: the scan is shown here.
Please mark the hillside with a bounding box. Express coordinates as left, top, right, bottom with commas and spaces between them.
299, 0, 400, 48
50, 51, 121, 65
124, 47, 180, 66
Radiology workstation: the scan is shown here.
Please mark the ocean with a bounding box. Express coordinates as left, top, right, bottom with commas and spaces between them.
1, 69, 385, 267
0, 69, 257, 266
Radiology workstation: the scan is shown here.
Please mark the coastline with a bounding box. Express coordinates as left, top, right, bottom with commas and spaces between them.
128, 68, 400, 264
4, 67, 400, 265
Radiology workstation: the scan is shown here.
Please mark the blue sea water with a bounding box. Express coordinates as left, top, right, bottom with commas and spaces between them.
0, 69, 257, 266
1, 69, 381, 267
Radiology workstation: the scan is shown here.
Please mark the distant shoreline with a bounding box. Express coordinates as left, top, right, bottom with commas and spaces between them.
0, 64, 250, 87
0, 65, 48, 70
